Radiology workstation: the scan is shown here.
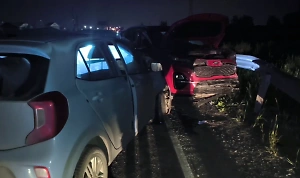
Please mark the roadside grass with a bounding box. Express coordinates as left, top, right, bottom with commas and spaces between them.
217, 41, 300, 173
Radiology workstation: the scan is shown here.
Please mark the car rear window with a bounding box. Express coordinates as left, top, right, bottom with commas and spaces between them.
0, 54, 49, 100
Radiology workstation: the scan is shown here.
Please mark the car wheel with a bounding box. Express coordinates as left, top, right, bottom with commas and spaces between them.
152, 92, 165, 124
153, 90, 170, 124
74, 147, 108, 178
148, 86, 172, 125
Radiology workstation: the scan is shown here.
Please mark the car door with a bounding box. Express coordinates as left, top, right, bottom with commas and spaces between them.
108, 41, 155, 133
140, 31, 164, 62
75, 41, 134, 149
123, 28, 153, 56
122, 28, 139, 44
134, 30, 153, 55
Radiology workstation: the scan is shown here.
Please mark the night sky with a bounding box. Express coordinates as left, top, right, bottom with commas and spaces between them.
0, 0, 298, 28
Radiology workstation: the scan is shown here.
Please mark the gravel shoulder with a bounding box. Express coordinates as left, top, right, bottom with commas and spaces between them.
109, 98, 296, 178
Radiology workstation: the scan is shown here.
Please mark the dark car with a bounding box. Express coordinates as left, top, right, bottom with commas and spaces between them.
121, 13, 239, 101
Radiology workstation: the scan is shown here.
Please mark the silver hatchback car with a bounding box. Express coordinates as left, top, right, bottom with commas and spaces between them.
0, 29, 168, 178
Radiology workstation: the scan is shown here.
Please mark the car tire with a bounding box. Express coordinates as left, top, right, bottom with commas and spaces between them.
149, 86, 172, 125
73, 147, 108, 178
153, 92, 168, 124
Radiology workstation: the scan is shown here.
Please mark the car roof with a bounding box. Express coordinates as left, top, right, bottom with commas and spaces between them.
125, 25, 170, 31
115, 37, 134, 48
0, 28, 117, 43
0, 28, 119, 59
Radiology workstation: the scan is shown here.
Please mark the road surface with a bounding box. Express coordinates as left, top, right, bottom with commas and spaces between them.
109, 99, 296, 178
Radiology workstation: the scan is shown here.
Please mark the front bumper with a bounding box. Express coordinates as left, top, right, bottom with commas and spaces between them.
172, 78, 239, 106
193, 78, 239, 99
172, 78, 239, 101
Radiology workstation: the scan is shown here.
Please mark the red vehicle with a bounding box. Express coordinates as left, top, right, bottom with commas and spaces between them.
163, 13, 238, 99
121, 13, 238, 103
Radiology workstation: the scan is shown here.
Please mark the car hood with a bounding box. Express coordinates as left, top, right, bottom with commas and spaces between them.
169, 40, 234, 59
166, 13, 229, 48
170, 46, 236, 69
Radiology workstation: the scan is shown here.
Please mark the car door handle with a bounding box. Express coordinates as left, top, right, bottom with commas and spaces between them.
92, 92, 103, 102
92, 95, 99, 100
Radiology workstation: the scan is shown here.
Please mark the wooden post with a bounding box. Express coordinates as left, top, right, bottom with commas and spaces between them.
254, 74, 271, 113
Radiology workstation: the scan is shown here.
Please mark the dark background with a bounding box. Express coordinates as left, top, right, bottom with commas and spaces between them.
0, 0, 298, 28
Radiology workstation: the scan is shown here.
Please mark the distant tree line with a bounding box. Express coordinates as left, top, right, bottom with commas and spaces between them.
159, 11, 300, 28
159, 10, 300, 42
225, 11, 300, 42
230, 11, 300, 28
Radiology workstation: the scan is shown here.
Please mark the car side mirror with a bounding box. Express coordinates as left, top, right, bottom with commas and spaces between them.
151, 62, 163, 72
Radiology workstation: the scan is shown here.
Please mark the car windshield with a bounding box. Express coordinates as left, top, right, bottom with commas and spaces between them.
169, 21, 222, 39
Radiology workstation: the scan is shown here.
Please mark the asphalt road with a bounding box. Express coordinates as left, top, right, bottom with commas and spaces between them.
109, 100, 296, 178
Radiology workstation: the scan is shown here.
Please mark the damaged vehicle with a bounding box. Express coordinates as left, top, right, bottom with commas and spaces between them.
164, 13, 239, 100
121, 13, 239, 102
0, 28, 166, 178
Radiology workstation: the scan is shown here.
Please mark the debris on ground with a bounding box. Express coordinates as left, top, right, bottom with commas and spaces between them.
109, 100, 296, 178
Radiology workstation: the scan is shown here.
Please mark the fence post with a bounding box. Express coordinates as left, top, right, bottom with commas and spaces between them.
254, 74, 271, 113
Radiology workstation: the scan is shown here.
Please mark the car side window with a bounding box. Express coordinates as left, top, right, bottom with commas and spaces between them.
140, 32, 152, 48
108, 44, 145, 75
76, 44, 113, 80
140, 55, 154, 72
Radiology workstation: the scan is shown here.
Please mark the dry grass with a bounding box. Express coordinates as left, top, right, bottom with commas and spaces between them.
219, 41, 300, 172
174, 100, 295, 177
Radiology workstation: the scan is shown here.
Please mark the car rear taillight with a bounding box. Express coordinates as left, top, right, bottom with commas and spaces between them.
26, 91, 69, 145
34, 166, 51, 178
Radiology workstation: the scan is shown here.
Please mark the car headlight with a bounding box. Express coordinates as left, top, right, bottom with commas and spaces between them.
175, 74, 185, 80
174, 72, 187, 81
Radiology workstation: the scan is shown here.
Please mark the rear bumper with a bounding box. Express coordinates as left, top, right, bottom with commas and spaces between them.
0, 139, 66, 178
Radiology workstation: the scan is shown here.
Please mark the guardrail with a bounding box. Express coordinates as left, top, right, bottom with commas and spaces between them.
235, 54, 300, 114
252, 61, 300, 113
